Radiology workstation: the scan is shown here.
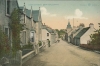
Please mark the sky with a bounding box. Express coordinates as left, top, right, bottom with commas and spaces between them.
18, 0, 100, 30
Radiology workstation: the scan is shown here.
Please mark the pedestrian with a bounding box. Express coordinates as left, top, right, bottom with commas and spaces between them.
47, 39, 50, 47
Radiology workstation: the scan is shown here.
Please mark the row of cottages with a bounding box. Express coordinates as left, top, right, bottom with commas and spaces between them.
19, 3, 42, 54
0, 0, 42, 54
0, 0, 19, 47
42, 24, 57, 47
70, 23, 85, 44
67, 23, 96, 46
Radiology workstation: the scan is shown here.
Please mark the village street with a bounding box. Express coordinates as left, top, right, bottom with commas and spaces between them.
23, 40, 100, 66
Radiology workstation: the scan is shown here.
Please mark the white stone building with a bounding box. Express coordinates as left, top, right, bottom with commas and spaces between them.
74, 23, 96, 45
42, 24, 56, 47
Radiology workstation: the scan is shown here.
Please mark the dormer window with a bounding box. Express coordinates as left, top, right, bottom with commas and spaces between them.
6, 0, 10, 15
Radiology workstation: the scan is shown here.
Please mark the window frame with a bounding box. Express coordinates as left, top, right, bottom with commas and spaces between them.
23, 30, 27, 44
4, 26, 9, 37
6, 0, 10, 16
47, 33, 49, 36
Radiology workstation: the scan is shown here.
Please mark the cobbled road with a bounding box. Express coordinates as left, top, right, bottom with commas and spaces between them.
23, 40, 100, 66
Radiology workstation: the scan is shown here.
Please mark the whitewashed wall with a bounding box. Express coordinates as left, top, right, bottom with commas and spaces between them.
80, 27, 96, 44
42, 29, 51, 41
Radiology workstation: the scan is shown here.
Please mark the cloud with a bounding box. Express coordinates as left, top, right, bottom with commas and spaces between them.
40, 7, 57, 17
75, 9, 83, 17
50, 14, 57, 17
40, 7, 50, 15
65, 9, 88, 19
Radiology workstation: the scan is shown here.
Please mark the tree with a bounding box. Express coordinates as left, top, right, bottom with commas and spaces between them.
55, 29, 60, 37
89, 29, 100, 45
10, 8, 24, 54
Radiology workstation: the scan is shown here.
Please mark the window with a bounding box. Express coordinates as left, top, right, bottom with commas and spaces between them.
23, 31, 26, 44
24, 14, 25, 23
6, 0, 10, 15
47, 33, 49, 36
31, 32, 34, 42
5, 28, 8, 35
4, 26, 9, 37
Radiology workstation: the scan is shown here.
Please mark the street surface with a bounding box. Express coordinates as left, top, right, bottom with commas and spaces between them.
23, 40, 100, 66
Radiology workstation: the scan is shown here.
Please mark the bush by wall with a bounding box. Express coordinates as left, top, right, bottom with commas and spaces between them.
0, 28, 10, 58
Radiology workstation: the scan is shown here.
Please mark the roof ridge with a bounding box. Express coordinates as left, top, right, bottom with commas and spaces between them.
74, 27, 90, 38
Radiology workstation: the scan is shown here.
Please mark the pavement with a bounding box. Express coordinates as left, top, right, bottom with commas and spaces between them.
22, 40, 100, 66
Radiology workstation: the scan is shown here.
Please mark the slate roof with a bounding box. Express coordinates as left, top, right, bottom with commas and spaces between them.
42, 25, 54, 33
26, 9, 31, 18
19, 7, 40, 22
19, 7, 24, 10
32, 10, 39, 22
74, 27, 90, 39
47, 28, 54, 33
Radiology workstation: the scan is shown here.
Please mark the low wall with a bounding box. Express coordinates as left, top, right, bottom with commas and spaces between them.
22, 50, 35, 64
80, 44, 100, 51
0, 50, 37, 66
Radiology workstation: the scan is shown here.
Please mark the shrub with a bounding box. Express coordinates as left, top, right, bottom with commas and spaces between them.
0, 28, 10, 58
22, 41, 33, 49
89, 29, 100, 45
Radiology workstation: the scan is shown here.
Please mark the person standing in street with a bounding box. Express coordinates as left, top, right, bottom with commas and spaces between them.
47, 39, 50, 47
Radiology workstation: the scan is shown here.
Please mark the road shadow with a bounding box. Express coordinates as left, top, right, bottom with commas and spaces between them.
22, 54, 47, 66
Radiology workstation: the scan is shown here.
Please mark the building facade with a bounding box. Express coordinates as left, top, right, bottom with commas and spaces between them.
0, 0, 19, 47
74, 23, 96, 46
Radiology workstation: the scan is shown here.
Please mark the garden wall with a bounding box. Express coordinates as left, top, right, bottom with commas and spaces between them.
80, 44, 100, 51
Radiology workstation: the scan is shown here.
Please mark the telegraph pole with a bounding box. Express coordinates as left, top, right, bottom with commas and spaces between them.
73, 18, 74, 28
98, 23, 100, 29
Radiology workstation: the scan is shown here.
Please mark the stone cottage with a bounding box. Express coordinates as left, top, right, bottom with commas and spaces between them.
74, 23, 96, 46
42, 24, 56, 47
19, 4, 35, 47
71, 23, 85, 44
19, 4, 42, 54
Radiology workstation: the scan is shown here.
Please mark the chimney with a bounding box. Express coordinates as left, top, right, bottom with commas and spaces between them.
79, 23, 84, 29
23, 3, 26, 14
89, 23, 94, 28
30, 6, 32, 18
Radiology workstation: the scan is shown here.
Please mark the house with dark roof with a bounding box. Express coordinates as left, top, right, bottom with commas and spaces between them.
19, 3, 43, 54
74, 23, 96, 46
70, 24, 84, 44
67, 27, 78, 43
42, 24, 56, 47
32, 9, 42, 43
19, 4, 35, 47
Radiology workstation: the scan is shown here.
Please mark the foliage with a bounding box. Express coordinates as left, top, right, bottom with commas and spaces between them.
22, 41, 33, 49
0, 28, 10, 58
38, 41, 42, 47
9, 8, 24, 55
55, 29, 60, 37
59, 29, 66, 34
89, 29, 100, 45
55, 29, 66, 38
